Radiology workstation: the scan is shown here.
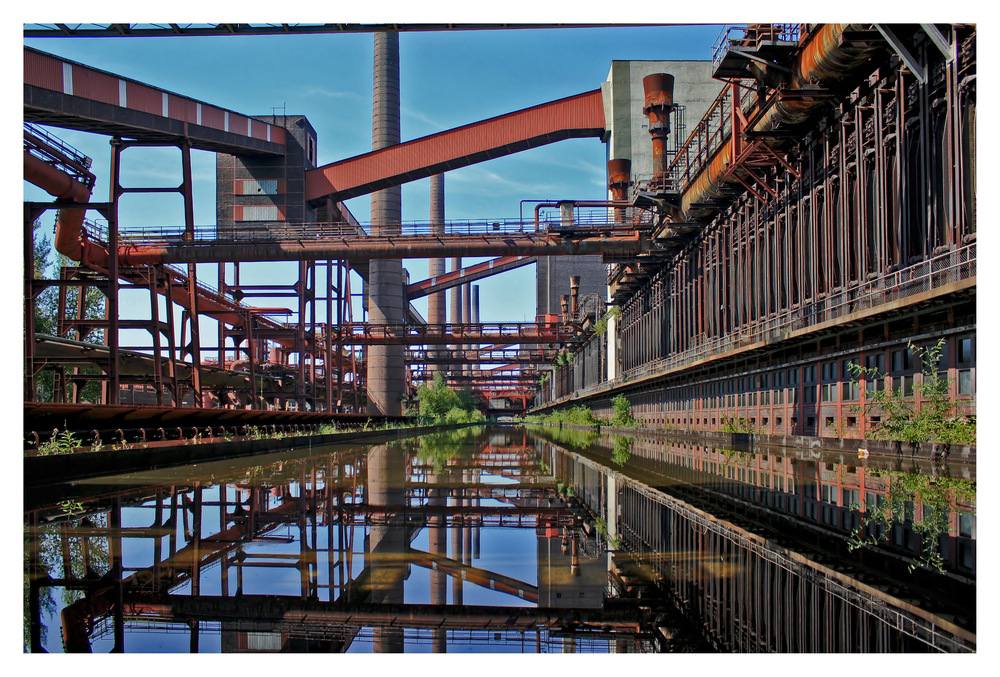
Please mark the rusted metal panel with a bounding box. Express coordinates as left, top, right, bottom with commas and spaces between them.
305, 89, 605, 202
249, 118, 268, 140
72, 65, 119, 106
200, 105, 225, 131
23, 49, 63, 90
169, 95, 199, 124
126, 81, 163, 115
229, 112, 249, 136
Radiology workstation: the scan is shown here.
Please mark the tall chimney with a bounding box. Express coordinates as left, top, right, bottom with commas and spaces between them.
642, 73, 676, 183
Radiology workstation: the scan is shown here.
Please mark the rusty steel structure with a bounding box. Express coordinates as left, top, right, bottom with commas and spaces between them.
23, 23, 976, 435
537, 24, 976, 443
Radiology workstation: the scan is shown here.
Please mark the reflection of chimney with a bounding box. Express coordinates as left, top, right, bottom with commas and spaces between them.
642, 73, 676, 182
472, 285, 480, 324
570, 276, 580, 316
570, 534, 580, 576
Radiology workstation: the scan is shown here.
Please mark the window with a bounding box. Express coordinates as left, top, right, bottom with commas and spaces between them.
958, 337, 974, 364
236, 178, 279, 195
958, 369, 974, 395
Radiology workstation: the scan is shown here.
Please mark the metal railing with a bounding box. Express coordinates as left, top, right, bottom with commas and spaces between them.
545, 243, 976, 407
712, 24, 803, 69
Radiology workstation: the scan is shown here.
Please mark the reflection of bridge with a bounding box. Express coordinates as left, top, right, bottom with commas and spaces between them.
26, 438, 657, 653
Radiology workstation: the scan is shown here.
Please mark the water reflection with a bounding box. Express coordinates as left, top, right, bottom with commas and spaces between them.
530, 425, 977, 652
24, 427, 690, 653
24, 425, 975, 653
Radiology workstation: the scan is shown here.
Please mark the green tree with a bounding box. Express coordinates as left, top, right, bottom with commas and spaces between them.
414, 373, 484, 424
849, 339, 975, 445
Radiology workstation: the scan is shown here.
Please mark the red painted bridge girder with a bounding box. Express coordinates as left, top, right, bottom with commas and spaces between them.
305, 90, 606, 203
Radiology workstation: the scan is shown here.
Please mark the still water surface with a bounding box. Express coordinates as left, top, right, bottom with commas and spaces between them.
24, 425, 976, 653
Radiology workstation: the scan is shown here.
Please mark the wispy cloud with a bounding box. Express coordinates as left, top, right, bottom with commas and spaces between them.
302, 86, 365, 101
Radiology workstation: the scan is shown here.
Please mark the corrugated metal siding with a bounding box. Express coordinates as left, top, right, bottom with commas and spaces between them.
236, 205, 281, 221
24, 50, 63, 90
237, 179, 280, 195
201, 106, 225, 131
170, 96, 198, 124
250, 119, 268, 141
127, 81, 162, 115
230, 113, 248, 136
245, 632, 282, 651
74, 66, 119, 106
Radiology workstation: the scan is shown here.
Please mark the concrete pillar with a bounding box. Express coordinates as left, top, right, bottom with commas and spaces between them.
367, 443, 405, 652
450, 256, 462, 377
427, 175, 447, 375
367, 31, 406, 416
462, 282, 471, 376
427, 470, 448, 652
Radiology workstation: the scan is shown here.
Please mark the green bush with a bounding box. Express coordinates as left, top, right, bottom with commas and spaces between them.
609, 395, 637, 428
850, 339, 976, 445
415, 373, 485, 425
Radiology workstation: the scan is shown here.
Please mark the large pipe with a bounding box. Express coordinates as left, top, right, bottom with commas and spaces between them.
23, 152, 105, 268
680, 24, 878, 216
570, 276, 580, 316
607, 158, 631, 222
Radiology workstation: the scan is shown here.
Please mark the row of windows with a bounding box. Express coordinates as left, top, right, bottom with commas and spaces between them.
652, 368, 974, 412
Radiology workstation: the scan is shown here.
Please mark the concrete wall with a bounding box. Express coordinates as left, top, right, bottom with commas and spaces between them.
603, 60, 723, 177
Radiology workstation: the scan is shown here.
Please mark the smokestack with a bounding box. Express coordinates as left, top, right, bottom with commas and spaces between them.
642, 73, 676, 183
366, 31, 405, 416
570, 276, 580, 316
608, 158, 631, 222
428, 175, 446, 375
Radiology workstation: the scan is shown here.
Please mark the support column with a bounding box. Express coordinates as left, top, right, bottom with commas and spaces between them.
450, 256, 463, 377
366, 31, 406, 415
427, 175, 447, 375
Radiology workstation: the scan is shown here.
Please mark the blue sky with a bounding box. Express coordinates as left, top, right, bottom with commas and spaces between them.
22, 23, 724, 331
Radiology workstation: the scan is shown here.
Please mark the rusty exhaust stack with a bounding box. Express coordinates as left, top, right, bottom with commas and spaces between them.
607, 158, 631, 221
642, 74, 676, 183
560, 295, 569, 319
570, 276, 580, 316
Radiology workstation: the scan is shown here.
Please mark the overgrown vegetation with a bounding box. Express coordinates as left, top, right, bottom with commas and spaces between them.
413, 427, 482, 473
611, 436, 633, 466
524, 404, 602, 426
719, 416, 761, 434
523, 394, 640, 430
412, 373, 486, 425
849, 339, 975, 445
609, 394, 637, 428
593, 306, 621, 336
592, 516, 621, 550
847, 468, 976, 574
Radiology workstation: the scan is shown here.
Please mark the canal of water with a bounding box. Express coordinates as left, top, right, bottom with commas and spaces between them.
24, 424, 976, 653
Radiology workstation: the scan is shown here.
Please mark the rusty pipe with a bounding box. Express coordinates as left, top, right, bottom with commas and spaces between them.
680, 24, 878, 216
643, 74, 676, 181
24, 151, 107, 268
607, 159, 631, 221
570, 276, 580, 315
